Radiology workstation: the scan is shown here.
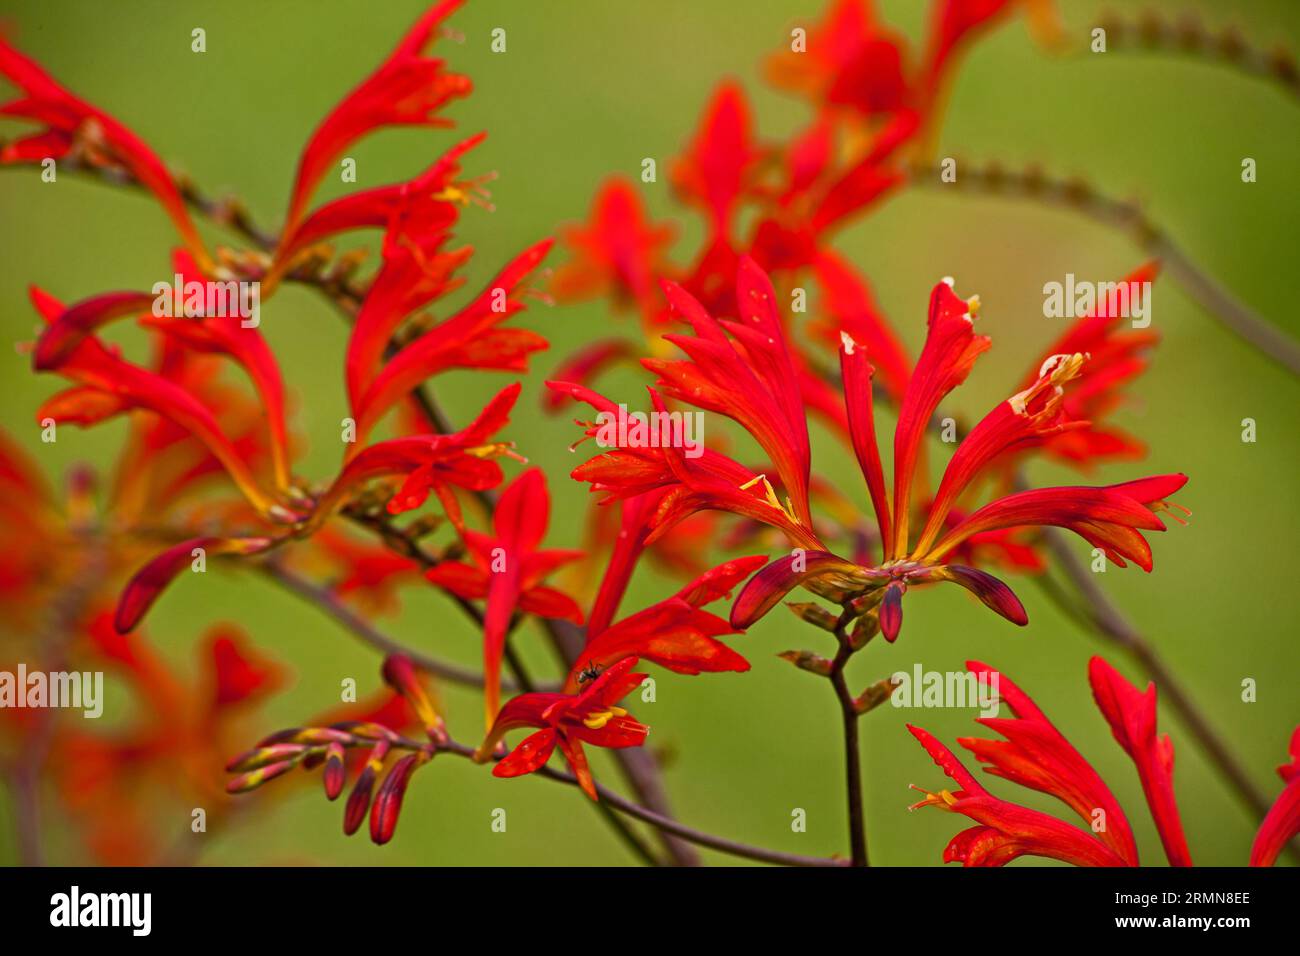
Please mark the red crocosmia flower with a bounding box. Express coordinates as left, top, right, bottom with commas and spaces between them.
139, 249, 293, 488
29, 286, 292, 519
910, 658, 1292, 867
345, 236, 553, 447
0, 35, 212, 270
648, 260, 816, 530
569, 555, 766, 692
765, 0, 911, 121
1007, 262, 1162, 471
670, 82, 763, 239
928, 508, 1047, 574
278, 0, 471, 243
552, 380, 824, 555
550, 177, 677, 333
907, 723, 1129, 867
317, 381, 524, 529
47, 615, 285, 865
0, 428, 62, 628
89, 333, 289, 526
269, 132, 485, 287
423, 467, 584, 728
959, 660, 1138, 865
209, 626, 284, 709
810, 250, 911, 402
722, 266, 1186, 641
300, 527, 422, 618
579, 489, 728, 634
560, 259, 1184, 641
1251, 729, 1300, 867
920, 1, 1040, 103
476, 657, 650, 801
1088, 657, 1192, 866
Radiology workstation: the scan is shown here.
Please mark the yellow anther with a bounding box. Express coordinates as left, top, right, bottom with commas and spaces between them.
582, 709, 615, 730
907, 784, 961, 812
739, 474, 799, 525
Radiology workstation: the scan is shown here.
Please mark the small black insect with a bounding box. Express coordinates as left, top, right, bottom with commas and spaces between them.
576, 661, 603, 685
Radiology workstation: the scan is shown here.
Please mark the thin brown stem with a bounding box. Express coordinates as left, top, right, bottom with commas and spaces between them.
906, 159, 1300, 377
1091, 10, 1300, 102
829, 613, 869, 867
260, 560, 557, 693
1037, 528, 1272, 819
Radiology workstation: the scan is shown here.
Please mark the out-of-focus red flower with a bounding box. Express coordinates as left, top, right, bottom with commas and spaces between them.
0, 428, 62, 631
550, 179, 676, 333
1006, 263, 1161, 471
298, 527, 422, 618
477, 657, 649, 800
670, 82, 763, 239
765, 0, 912, 121
423, 468, 584, 729
809, 250, 911, 402
0, 35, 212, 269
47, 616, 285, 864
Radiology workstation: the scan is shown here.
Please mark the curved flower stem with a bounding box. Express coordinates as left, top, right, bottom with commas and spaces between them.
1035, 530, 1272, 818
1089, 9, 1299, 103
905, 159, 1300, 377
830, 612, 869, 867
260, 560, 559, 693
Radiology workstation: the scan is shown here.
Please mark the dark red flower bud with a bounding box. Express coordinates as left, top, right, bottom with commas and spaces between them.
880, 582, 904, 642
381, 654, 443, 741
370, 753, 424, 846
225, 742, 307, 773
226, 758, 298, 794
343, 764, 377, 836
942, 565, 1028, 627
323, 741, 347, 801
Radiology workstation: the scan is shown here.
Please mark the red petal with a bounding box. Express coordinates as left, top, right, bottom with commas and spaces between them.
892, 279, 989, 557
492, 728, 557, 778
729, 551, 868, 628
1250, 728, 1300, 866
1089, 657, 1192, 866
115, 536, 274, 633
941, 566, 1027, 626
369, 753, 423, 845
838, 329, 892, 556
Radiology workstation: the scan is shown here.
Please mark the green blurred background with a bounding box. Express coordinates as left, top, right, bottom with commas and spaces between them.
1, 0, 1297, 865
